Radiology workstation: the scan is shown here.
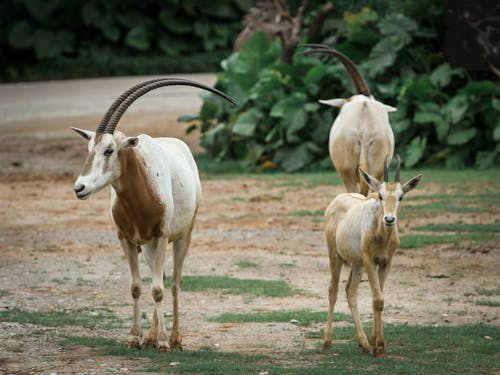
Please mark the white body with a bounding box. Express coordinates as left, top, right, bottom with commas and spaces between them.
323, 167, 422, 356
110, 135, 201, 245
73, 129, 200, 351
321, 95, 395, 195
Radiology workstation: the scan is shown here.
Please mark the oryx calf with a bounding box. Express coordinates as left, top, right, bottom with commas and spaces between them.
323, 156, 422, 356
72, 78, 235, 351
300, 44, 396, 195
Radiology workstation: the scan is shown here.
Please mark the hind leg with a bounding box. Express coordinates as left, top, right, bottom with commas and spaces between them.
169, 235, 191, 350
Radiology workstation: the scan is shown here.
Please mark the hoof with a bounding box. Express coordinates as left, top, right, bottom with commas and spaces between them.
323, 340, 332, 350
373, 345, 385, 357
157, 341, 170, 353
143, 337, 158, 349
128, 336, 142, 349
169, 341, 184, 351
359, 342, 371, 353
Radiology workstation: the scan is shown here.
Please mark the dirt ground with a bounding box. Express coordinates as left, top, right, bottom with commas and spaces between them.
0, 78, 498, 374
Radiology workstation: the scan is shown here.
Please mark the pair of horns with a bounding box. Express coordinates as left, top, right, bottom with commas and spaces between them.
96, 78, 236, 134
383, 155, 401, 182
297, 44, 371, 97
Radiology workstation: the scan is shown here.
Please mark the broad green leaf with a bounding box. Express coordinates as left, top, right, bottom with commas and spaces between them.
446, 128, 477, 146
344, 7, 379, 45
493, 125, 500, 141
8, 20, 33, 49
366, 38, 398, 77
177, 114, 199, 122
430, 63, 452, 88
475, 151, 497, 169
304, 65, 327, 85
413, 112, 443, 125
379, 13, 418, 37
405, 136, 427, 167
492, 97, 500, 112
124, 26, 150, 51
285, 108, 307, 142
274, 143, 316, 172
24, 0, 59, 23
444, 95, 469, 125
232, 108, 261, 137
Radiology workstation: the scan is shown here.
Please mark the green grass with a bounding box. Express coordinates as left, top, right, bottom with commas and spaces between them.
475, 287, 500, 297
209, 309, 351, 327
475, 300, 500, 307
58, 324, 500, 374
400, 233, 498, 249
0, 307, 124, 329
0, 289, 12, 298
141, 275, 298, 297
289, 209, 324, 217
414, 223, 500, 233
235, 261, 259, 269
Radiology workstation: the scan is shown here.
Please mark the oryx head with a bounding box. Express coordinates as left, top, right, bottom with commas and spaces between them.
72, 78, 236, 200
359, 155, 423, 227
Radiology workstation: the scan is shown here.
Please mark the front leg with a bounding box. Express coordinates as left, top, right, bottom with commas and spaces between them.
144, 237, 170, 352
363, 255, 385, 356
119, 237, 142, 348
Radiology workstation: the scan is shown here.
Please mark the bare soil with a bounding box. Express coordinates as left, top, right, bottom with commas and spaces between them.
0, 91, 498, 374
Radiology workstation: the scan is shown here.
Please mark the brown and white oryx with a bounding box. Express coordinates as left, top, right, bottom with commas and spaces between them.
323, 155, 422, 356
72, 78, 235, 351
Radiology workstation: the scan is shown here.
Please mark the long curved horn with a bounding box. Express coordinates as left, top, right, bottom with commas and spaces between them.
383, 155, 389, 182
103, 78, 236, 134
96, 78, 168, 133
394, 154, 401, 182
297, 44, 371, 97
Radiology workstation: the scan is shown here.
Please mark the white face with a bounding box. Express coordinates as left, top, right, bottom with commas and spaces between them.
72, 129, 138, 200
377, 183, 404, 227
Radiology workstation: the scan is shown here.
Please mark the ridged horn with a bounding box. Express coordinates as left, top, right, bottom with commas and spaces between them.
96, 78, 167, 133
394, 154, 401, 182
383, 155, 389, 182
297, 43, 371, 97
103, 78, 237, 134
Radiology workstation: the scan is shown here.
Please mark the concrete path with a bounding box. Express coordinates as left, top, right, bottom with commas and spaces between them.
0, 73, 216, 138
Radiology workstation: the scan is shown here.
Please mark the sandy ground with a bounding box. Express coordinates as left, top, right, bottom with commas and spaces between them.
0, 75, 498, 374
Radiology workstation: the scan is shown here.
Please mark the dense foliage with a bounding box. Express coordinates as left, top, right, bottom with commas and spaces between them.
0, 0, 253, 81
184, 2, 499, 170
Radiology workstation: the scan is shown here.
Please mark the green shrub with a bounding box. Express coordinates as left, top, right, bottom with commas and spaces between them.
182, 3, 499, 170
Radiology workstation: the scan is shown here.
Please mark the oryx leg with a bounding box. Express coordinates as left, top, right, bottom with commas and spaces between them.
169, 235, 191, 350
143, 237, 169, 352
324, 249, 342, 349
364, 257, 386, 356
119, 237, 143, 348
369, 260, 393, 355
346, 265, 370, 352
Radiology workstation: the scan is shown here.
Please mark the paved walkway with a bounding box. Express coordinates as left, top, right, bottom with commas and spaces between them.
0, 73, 216, 137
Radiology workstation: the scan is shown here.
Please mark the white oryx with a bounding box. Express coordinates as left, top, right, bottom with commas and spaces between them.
300, 44, 396, 195
72, 78, 235, 351
323, 156, 422, 356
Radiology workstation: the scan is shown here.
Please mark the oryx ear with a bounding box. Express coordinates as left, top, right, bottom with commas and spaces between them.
319, 98, 347, 108
384, 104, 397, 112
402, 174, 423, 194
120, 137, 139, 149
358, 167, 381, 192
71, 127, 94, 141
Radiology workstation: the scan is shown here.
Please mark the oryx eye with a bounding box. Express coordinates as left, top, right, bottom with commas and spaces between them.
398, 195, 403, 202
378, 193, 383, 201
104, 148, 114, 156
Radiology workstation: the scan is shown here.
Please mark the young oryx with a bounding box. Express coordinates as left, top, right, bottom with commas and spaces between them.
72, 78, 235, 351
323, 156, 422, 356
299, 44, 396, 195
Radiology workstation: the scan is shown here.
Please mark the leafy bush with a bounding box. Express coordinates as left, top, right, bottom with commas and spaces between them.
1, 0, 253, 81
183, 2, 499, 170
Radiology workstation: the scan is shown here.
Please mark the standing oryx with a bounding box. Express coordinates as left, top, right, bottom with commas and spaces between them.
323, 156, 422, 356
72, 78, 235, 351
299, 44, 396, 195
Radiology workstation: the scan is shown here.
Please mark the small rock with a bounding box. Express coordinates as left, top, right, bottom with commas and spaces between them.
484, 336, 492, 340
169, 362, 180, 367
289, 319, 299, 325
